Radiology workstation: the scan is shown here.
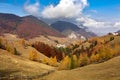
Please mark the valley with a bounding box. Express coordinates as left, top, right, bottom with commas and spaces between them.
0, 13, 120, 80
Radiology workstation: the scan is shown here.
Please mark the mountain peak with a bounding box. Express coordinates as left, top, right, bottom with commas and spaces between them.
0, 13, 64, 39
0, 13, 21, 21
51, 20, 80, 32
50, 20, 96, 38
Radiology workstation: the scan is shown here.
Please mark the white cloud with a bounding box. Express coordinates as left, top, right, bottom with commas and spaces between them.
24, 1, 40, 15
76, 17, 120, 36
114, 22, 120, 27
23, 0, 120, 36
41, 0, 88, 19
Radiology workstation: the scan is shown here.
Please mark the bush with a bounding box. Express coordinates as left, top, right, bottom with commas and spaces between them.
21, 39, 25, 46
42, 58, 49, 64
14, 48, 19, 55
54, 40, 59, 44
6, 44, 15, 54
110, 37, 114, 41
0, 38, 6, 50
0, 38, 2, 49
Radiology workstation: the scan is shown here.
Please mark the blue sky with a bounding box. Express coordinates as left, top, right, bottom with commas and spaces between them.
0, 0, 120, 19
86, 0, 120, 21
0, 0, 120, 35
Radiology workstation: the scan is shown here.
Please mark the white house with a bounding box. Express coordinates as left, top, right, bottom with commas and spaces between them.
56, 44, 66, 48
112, 32, 118, 35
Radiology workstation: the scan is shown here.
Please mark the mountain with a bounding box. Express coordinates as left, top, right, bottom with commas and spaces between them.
0, 13, 63, 39
50, 21, 96, 38
51, 21, 79, 32
0, 13, 21, 34
117, 30, 120, 33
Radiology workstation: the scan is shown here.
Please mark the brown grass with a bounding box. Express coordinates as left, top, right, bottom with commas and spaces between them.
0, 49, 55, 77
42, 56, 120, 80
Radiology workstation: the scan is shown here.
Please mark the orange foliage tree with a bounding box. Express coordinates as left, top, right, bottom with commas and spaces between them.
78, 53, 90, 67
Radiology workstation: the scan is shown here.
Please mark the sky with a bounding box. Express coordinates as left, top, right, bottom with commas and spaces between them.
0, 0, 120, 36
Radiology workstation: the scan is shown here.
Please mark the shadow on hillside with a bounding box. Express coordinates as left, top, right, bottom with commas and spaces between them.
0, 69, 20, 77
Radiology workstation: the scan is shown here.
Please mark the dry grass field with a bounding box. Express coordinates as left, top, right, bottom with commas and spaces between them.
41, 56, 120, 80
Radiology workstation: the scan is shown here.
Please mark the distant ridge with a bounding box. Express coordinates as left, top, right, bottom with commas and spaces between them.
0, 13, 64, 39
51, 21, 96, 38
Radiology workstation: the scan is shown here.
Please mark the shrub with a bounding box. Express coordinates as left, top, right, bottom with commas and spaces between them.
110, 37, 114, 41
54, 40, 59, 44
13, 48, 19, 55
29, 50, 39, 61
6, 44, 15, 54
0, 38, 6, 50
42, 58, 49, 64
0, 38, 2, 48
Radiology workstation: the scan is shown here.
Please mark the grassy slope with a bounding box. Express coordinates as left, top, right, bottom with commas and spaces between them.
0, 34, 56, 78
42, 56, 120, 80
0, 49, 55, 77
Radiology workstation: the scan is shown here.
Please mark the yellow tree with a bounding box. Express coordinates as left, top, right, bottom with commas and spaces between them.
29, 50, 39, 61
42, 58, 49, 64
58, 56, 71, 70
72, 55, 78, 68
78, 53, 90, 67
90, 53, 98, 63
48, 56, 58, 67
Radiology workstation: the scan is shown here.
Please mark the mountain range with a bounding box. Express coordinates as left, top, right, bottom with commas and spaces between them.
0, 13, 96, 39
51, 21, 96, 38
0, 13, 63, 39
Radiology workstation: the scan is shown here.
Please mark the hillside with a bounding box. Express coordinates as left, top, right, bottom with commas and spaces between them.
42, 56, 120, 80
50, 21, 96, 38
0, 33, 120, 80
0, 35, 56, 79
0, 13, 63, 39
0, 49, 55, 77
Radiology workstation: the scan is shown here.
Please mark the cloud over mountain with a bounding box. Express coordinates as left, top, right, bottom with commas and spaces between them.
41, 0, 88, 18
23, 0, 120, 36
24, 0, 88, 18
76, 17, 120, 36
24, 1, 40, 16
